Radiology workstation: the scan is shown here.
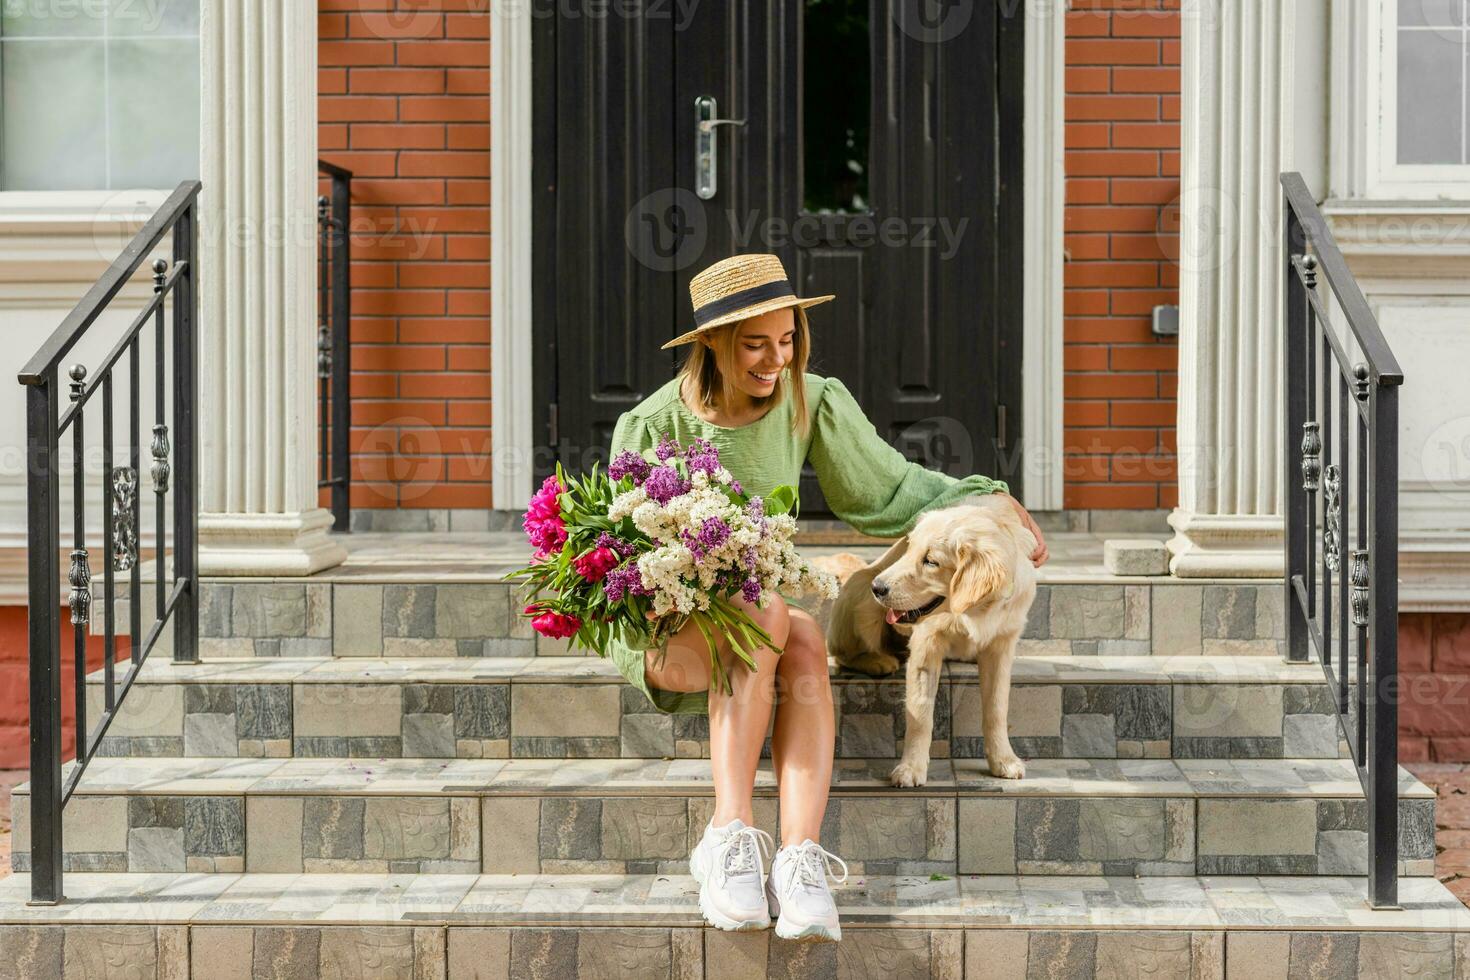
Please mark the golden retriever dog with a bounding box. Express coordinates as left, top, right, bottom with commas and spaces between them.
827, 495, 1039, 786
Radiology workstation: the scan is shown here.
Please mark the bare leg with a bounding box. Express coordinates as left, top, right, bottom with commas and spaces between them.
768, 608, 835, 846
644, 595, 790, 826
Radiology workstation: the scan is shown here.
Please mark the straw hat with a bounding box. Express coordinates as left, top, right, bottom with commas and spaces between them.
662, 253, 835, 349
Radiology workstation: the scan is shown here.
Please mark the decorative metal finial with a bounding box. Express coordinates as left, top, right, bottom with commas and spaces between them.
317, 325, 332, 379
318, 195, 330, 221
1353, 363, 1371, 401
151, 423, 171, 494
68, 363, 87, 402
1300, 253, 1318, 288
67, 548, 91, 626
153, 258, 169, 292
111, 467, 137, 572
1350, 549, 1370, 627
1300, 421, 1321, 492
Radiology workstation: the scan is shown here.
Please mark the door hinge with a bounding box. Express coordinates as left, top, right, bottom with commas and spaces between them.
548, 402, 559, 447
996, 403, 1008, 451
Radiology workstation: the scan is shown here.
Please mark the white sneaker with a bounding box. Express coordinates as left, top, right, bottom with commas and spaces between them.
766, 838, 849, 942
689, 817, 775, 931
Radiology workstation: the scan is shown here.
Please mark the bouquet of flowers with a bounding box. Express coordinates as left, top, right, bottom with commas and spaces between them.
508, 435, 838, 694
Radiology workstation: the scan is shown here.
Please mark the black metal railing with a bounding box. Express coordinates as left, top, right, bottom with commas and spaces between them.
19, 180, 201, 904
318, 160, 352, 531
1282, 172, 1404, 910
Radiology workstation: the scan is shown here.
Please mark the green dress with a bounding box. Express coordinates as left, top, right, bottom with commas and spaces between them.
604, 371, 1009, 715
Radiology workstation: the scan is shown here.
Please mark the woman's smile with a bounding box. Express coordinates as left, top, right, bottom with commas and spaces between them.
749, 368, 780, 386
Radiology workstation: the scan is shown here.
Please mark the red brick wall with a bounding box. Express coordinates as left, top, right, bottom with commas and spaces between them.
1400, 614, 1470, 762
0, 607, 114, 769
318, 0, 492, 513
1063, 0, 1181, 510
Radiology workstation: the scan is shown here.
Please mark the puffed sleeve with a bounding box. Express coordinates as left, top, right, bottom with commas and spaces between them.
806, 376, 1010, 537
610, 410, 654, 459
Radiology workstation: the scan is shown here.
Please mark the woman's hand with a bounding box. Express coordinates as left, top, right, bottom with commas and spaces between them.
997, 492, 1048, 567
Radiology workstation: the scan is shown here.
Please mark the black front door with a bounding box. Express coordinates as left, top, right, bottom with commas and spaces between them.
532, 0, 1025, 512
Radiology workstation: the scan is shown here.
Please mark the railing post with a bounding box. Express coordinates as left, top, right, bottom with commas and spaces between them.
172, 202, 199, 665
26, 371, 63, 904
330, 172, 351, 532
1368, 382, 1400, 909
1282, 192, 1310, 663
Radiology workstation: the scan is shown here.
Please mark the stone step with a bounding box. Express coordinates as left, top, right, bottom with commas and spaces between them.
113, 575, 1285, 660
85, 655, 1346, 762
10, 757, 1435, 879
1, 871, 1467, 979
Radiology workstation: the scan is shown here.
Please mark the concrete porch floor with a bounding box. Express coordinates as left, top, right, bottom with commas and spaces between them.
184, 528, 1242, 586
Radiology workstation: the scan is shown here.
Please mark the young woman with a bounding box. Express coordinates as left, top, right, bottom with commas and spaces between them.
605, 253, 1049, 942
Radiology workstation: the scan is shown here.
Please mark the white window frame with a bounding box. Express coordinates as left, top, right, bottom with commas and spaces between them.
1338, 0, 1470, 198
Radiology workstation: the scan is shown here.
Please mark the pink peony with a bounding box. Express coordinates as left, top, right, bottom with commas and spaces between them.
572, 546, 619, 582
523, 474, 567, 557
524, 603, 581, 639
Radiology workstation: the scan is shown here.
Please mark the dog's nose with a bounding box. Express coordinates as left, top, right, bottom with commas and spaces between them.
871, 581, 889, 599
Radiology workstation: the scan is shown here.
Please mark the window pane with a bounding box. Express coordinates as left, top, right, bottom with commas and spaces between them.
803, 0, 870, 213
0, 1, 199, 190
108, 38, 199, 188
1398, 28, 1465, 163
1, 40, 106, 189
1398, 0, 1466, 28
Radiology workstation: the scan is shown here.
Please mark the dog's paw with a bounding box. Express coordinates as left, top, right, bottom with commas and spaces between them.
986, 754, 1026, 780
889, 759, 929, 787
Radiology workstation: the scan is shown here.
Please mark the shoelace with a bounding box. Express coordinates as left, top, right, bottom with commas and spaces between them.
718, 825, 775, 880
781, 840, 849, 899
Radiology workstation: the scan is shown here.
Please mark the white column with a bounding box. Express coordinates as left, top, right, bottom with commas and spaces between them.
1168, 0, 1297, 577
197, 0, 346, 575
490, 6, 536, 512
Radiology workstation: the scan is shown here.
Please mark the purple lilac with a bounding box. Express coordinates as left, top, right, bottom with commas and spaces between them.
684, 437, 721, 476
595, 531, 635, 558
603, 564, 651, 602
643, 465, 690, 505
730, 479, 743, 495
741, 577, 762, 603
740, 545, 757, 571
696, 516, 730, 550
654, 433, 681, 462
608, 450, 650, 483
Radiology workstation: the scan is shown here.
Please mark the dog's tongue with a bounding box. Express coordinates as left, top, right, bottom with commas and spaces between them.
885, 607, 902, 625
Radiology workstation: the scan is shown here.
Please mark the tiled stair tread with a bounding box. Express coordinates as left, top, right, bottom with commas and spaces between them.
86, 654, 1329, 687
121, 529, 1272, 586
0, 872, 1465, 931
18, 756, 1431, 799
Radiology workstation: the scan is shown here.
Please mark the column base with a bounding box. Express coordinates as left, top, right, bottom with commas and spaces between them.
199, 508, 348, 576
1165, 508, 1284, 578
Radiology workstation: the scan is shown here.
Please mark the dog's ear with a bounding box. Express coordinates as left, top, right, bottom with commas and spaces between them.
949, 541, 1011, 615
867, 534, 909, 574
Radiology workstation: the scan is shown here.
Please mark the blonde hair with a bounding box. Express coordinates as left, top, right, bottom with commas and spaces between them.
677, 306, 811, 437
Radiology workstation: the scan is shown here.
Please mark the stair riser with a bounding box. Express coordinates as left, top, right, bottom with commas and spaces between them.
7, 922, 1465, 979
88, 678, 1348, 762
10, 791, 1435, 879
110, 580, 1286, 658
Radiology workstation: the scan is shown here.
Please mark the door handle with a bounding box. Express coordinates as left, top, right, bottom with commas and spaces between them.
696, 96, 745, 200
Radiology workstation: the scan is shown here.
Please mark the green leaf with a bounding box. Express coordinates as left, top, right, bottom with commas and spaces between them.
764, 485, 796, 516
